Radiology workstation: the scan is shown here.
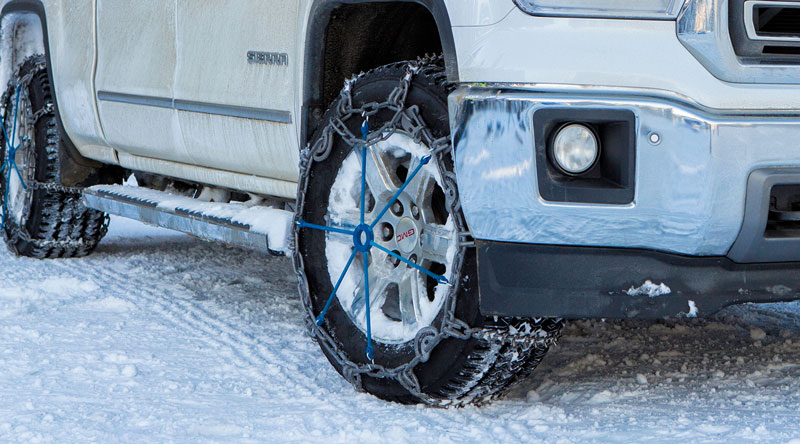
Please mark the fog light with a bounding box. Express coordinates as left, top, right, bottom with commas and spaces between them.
552, 124, 599, 175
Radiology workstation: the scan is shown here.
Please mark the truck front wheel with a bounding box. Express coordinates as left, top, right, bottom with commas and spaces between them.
0, 55, 108, 258
295, 57, 564, 406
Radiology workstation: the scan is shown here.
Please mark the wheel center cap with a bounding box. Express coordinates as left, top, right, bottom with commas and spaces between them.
352, 223, 374, 253
395, 217, 419, 253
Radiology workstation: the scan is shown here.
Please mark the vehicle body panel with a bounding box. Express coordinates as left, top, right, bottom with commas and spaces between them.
2, 0, 118, 164
174, 0, 300, 183
452, 8, 800, 110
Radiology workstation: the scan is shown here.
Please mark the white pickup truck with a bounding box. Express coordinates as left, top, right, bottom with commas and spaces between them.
2, 0, 800, 406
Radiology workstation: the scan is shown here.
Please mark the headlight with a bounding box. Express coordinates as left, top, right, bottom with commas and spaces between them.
513, 0, 686, 20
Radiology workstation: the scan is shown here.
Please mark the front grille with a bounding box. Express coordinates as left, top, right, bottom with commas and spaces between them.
754, 4, 800, 38
730, 1, 800, 64
763, 45, 800, 54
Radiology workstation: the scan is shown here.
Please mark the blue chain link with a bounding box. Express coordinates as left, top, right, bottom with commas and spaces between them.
0, 86, 27, 229
297, 117, 447, 361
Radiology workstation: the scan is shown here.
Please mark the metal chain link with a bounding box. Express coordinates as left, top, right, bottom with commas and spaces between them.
293, 56, 561, 404
1, 62, 84, 197
0, 60, 107, 250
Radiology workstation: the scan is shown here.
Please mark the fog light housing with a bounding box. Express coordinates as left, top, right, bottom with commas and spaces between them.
552, 123, 599, 175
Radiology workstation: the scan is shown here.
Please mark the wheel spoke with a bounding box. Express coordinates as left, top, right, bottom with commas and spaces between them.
420, 223, 453, 262
353, 267, 391, 317
398, 273, 422, 326
370, 241, 448, 284
370, 155, 431, 229
361, 145, 397, 199
297, 219, 354, 236
409, 173, 434, 209
326, 207, 361, 236
11, 157, 26, 188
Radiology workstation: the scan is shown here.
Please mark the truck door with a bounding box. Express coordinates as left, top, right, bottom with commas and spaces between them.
94, 0, 192, 164
174, 1, 301, 184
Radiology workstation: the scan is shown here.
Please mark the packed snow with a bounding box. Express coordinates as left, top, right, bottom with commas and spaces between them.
624, 280, 671, 298
2, 217, 800, 443
688, 300, 699, 318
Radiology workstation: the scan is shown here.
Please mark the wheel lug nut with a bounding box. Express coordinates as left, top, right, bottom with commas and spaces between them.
381, 223, 393, 241
390, 250, 402, 267
411, 205, 420, 219
391, 201, 403, 216
409, 254, 418, 265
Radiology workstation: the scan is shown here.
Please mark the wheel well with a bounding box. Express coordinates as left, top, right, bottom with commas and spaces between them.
303, 0, 456, 145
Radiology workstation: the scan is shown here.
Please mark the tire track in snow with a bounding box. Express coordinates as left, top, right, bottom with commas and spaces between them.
56, 250, 519, 435
48, 250, 328, 397
34, 238, 561, 439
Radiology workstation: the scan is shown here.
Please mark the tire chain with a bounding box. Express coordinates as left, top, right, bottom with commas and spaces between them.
293, 56, 563, 406
0, 60, 109, 251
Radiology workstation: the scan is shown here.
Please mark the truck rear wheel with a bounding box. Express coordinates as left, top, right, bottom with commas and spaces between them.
0, 55, 108, 258
295, 58, 564, 406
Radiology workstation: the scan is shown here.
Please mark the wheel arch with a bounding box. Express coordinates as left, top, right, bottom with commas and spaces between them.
1, 0, 113, 186
301, 0, 458, 146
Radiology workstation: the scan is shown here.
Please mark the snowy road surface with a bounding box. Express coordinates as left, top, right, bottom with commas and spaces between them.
2, 217, 800, 443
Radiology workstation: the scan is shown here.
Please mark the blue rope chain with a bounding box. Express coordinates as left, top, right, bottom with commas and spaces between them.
0, 85, 27, 230
298, 117, 448, 361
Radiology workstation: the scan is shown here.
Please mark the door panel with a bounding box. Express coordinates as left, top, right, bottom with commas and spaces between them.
95, 0, 191, 163
175, 1, 300, 182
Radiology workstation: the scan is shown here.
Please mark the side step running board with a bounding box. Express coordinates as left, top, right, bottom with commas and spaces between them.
82, 185, 293, 255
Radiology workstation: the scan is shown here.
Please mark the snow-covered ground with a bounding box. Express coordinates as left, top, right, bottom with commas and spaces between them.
2, 217, 800, 443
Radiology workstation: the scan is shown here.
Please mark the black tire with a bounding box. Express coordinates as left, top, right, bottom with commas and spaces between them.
296, 58, 564, 406
0, 55, 108, 258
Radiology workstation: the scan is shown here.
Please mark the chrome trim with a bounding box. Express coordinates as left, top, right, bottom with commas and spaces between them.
96, 91, 293, 124
478, 82, 800, 116
677, 0, 800, 84
449, 86, 800, 256
96, 91, 173, 109
173, 99, 293, 123
512, 0, 686, 20
744, 0, 800, 42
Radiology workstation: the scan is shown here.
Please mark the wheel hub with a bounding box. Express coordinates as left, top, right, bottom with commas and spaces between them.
352, 223, 374, 253
394, 217, 418, 253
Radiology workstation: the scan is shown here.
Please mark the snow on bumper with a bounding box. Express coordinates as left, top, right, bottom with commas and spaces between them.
449, 86, 800, 257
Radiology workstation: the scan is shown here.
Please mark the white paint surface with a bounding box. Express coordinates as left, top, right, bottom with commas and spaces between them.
453, 8, 800, 110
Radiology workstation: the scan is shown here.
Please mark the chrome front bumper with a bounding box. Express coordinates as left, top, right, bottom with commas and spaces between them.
449, 86, 800, 257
